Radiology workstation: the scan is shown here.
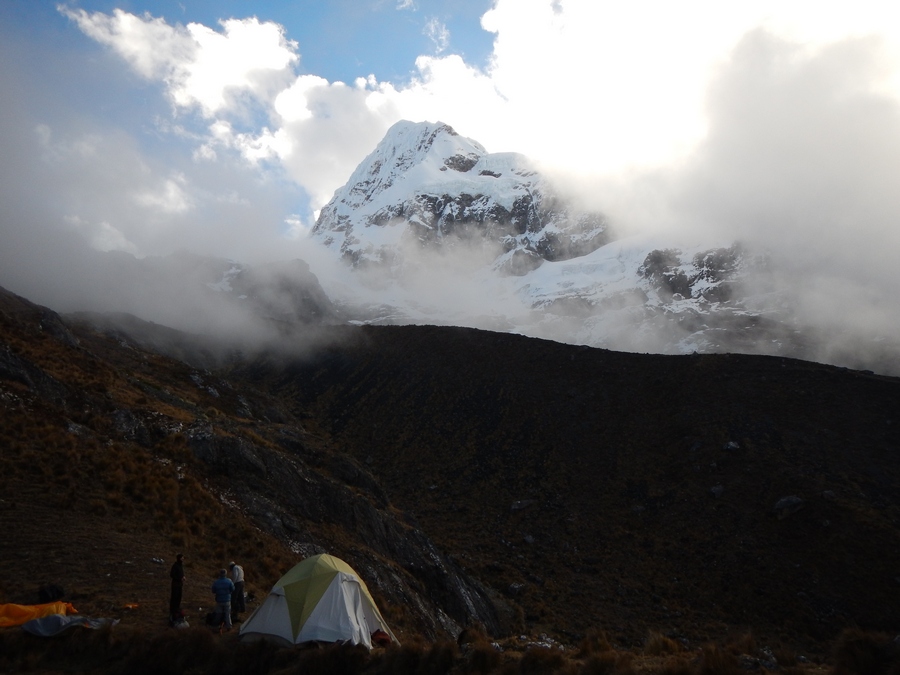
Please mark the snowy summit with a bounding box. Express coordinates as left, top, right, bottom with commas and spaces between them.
312, 121, 609, 274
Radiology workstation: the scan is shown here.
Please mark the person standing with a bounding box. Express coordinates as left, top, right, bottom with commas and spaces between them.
169, 553, 185, 620
210, 569, 234, 632
229, 561, 245, 621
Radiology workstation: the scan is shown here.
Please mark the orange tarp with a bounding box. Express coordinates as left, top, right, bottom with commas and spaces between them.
0, 601, 78, 627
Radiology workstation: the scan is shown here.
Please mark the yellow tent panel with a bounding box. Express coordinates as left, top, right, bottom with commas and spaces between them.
0, 601, 78, 628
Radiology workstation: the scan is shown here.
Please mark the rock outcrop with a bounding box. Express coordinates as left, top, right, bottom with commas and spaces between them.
184, 422, 512, 638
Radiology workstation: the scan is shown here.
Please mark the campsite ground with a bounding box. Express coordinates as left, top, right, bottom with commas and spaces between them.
0, 485, 864, 674
0, 486, 267, 632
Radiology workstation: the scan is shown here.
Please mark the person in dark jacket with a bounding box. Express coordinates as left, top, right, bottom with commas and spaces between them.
211, 569, 235, 631
169, 553, 185, 620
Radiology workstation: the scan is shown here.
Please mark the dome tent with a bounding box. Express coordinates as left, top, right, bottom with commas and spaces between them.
238, 554, 398, 648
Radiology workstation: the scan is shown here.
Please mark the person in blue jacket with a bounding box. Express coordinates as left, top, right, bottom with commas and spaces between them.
210, 569, 235, 631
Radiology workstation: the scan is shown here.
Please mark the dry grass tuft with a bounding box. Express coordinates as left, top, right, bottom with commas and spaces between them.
774, 645, 799, 667
367, 642, 456, 675
644, 631, 683, 656
581, 650, 631, 675
578, 628, 614, 658
118, 627, 228, 675
418, 641, 460, 674
458, 624, 491, 647
656, 655, 695, 675
833, 627, 900, 675
723, 631, 757, 656
0, 619, 863, 675
697, 644, 742, 675
518, 645, 569, 674
465, 642, 502, 674
279, 642, 371, 675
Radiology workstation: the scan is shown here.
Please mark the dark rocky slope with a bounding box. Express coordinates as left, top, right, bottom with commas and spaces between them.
2, 280, 899, 654
0, 287, 509, 640
234, 324, 900, 650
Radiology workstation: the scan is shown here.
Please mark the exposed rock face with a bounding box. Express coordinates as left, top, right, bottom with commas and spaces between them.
637, 244, 745, 303
511, 239, 775, 357
312, 120, 609, 273
184, 422, 512, 638
0, 343, 68, 404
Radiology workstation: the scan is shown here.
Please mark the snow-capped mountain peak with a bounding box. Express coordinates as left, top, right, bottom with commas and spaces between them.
338, 121, 487, 210
306, 120, 814, 367
312, 120, 609, 272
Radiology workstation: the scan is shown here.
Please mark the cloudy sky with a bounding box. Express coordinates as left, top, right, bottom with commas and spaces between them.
2, 0, 900, 338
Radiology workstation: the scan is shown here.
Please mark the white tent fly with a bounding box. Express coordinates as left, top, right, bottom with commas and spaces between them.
238, 554, 398, 648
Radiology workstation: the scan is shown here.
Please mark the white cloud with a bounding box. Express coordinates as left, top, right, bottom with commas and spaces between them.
473, 0, 900, 175
424, 18, 450, 54
675, 29, 900, 263
283, 214, 310, 239
178, 17, 298, 114
276, 79, 400, 208
274, 74, 328, 122
133, 174, 193, 214
2, 0, 899, 368
10, 108, 304, 268
64, 215, 139, 254
57, 1, 900, 240
60, 6, 298, 117
193, 144, 217, 162
59, 5, 195, 80
571, 27, 900, 361
386, 54, 507, 142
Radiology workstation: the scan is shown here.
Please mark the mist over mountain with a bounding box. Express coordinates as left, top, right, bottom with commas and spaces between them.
0, 242, 342, 364
1, 116, 897, 376
307, 120, 900, 376
3, 3, 900, 383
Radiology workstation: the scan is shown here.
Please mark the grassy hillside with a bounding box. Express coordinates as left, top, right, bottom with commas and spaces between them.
236, 325, 900, 651
1, 286, 899, 673
0, 288, 299, 625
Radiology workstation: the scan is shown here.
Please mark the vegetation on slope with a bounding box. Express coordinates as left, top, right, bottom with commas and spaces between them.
236, 325, 900, 650
1, 286, 899, 673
